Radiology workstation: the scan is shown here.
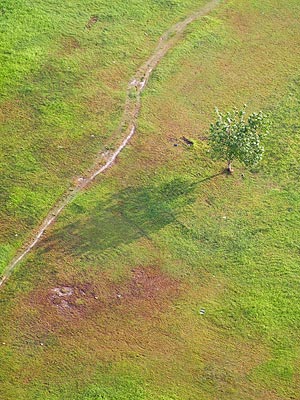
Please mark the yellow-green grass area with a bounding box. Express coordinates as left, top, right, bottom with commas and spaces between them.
0, 0, 208, 274
1, 0, 300, 399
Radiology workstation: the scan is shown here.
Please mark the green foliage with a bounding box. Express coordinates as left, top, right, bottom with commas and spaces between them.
209, 106, 268, 171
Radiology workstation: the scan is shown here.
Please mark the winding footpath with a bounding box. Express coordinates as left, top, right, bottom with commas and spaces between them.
0, 0, 221, 288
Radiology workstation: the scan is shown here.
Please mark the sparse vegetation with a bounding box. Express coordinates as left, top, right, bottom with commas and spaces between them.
1, 0, 300, 399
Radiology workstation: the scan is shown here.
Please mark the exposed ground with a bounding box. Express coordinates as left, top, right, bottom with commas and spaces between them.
1, 0, 300, 399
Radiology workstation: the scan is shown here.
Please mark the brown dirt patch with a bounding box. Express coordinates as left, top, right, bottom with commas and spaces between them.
86, 88, 120, 116
46, 281, 96, 315
8, 266, 184, 366
0, 99, 24, 123
95, 66, 126, 91
86, 16, 98, 30
59, 36, 81, 56
225, 8, 252, 35
109, 266, 181, 311
27, 266, 181, 321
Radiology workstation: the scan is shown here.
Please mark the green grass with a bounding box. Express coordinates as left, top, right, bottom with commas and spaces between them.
0, 0, 207, 273
1, 0, 300, 399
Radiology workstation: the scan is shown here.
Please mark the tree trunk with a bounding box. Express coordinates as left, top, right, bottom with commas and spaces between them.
227, 160, 233, 173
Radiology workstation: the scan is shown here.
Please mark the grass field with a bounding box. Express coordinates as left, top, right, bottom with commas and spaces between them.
1, 0, 300, 399
0, 0, 207, 274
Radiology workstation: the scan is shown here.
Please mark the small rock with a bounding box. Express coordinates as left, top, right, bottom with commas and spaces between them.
40, 342, 44, 346
2, 342, 5, 345
94, 296, 99, 300
116, 294, 122, 299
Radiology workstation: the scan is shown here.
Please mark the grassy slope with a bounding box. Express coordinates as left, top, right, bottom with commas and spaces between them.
0, 0, 206, 274
1, 0, 300, 399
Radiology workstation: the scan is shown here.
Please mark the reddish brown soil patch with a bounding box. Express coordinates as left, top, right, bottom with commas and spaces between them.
0, 99, 23, 123
28, 266, 181, 322
46, 282, 96, 315
3, 267, 188, 389
59, 36, 81, 56
50, 286, 75, 310
9, 266, 183, 367
86, 89, 120, 116
230, 13, 250, 34
95, 66, 126, 91
86, 15, 98, 30
111, 266, 180, 305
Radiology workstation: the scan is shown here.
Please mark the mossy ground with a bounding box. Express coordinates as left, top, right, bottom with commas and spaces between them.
1, 0, 300, 399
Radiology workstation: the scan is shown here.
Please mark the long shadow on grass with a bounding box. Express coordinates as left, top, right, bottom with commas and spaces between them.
42, 174, 222, 257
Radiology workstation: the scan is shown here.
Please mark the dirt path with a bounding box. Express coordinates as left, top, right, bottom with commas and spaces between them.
0, 0, 221, 288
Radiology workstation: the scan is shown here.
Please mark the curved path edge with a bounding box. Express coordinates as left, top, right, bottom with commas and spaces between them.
0, 0, 221, 288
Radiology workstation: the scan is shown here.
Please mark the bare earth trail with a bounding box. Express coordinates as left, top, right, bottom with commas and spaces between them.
0, 0, 221, 288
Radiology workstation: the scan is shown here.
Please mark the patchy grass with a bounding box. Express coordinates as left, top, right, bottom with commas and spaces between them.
0, 0, 207, 274
1, 0, 300, 399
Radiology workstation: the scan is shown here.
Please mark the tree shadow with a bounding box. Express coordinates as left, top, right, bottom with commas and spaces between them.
42, 173, 222, 258
196, 171, 224, 184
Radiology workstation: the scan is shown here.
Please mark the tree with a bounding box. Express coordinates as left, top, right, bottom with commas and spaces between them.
209, 105, 268, 173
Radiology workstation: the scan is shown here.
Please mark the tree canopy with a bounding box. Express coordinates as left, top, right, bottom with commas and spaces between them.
209, 106, 268, 173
